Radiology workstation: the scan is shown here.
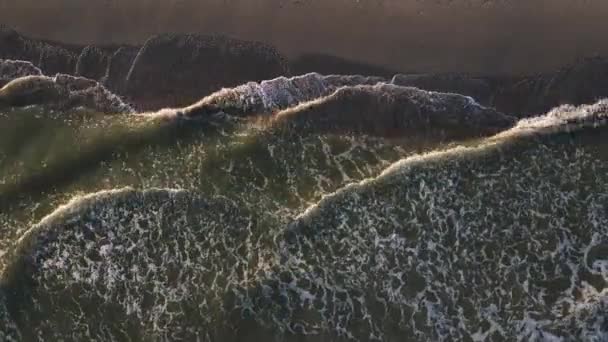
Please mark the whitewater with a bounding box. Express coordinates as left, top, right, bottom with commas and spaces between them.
0, 63, 606, 341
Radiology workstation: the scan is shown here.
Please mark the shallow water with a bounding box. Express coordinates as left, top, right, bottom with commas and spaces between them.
0, 101, 607, 341
0, 106, 417, 270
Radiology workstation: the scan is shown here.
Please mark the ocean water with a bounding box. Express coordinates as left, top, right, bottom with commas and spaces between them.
0, 86, 607, 340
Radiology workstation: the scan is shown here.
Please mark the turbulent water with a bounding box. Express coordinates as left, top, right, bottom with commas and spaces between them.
0, 68, 607, 341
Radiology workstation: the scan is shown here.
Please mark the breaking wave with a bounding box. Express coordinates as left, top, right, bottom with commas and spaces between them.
272, 83, 514, 138
146, 73, 386, 119
1, 35, 607, 340
283, 99, 608, 341
143, 73, 514, 143
0, 60, 42, 87
0, 94, 606, 340
0, 60, 133, 114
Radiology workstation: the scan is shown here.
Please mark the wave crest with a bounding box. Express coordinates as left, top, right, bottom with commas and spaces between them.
0, 68, 133, 114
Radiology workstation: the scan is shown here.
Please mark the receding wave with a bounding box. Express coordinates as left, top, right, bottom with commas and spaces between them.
125, 33, 291, 110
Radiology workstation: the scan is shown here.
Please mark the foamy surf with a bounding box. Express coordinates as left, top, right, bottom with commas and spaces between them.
0, 60, 42, 87
0, 98, 606, 341
140, 73, 515, 143
139, 72, 386, 120
0, 60, 133, 114
282, 98, 608, 341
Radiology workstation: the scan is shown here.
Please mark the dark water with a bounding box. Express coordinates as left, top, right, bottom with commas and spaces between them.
3, 0, 608, 75
0, 95, 607, 340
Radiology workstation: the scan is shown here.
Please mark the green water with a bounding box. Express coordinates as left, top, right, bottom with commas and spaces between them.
0, 105, 606, 341
0, 106, 417, 270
